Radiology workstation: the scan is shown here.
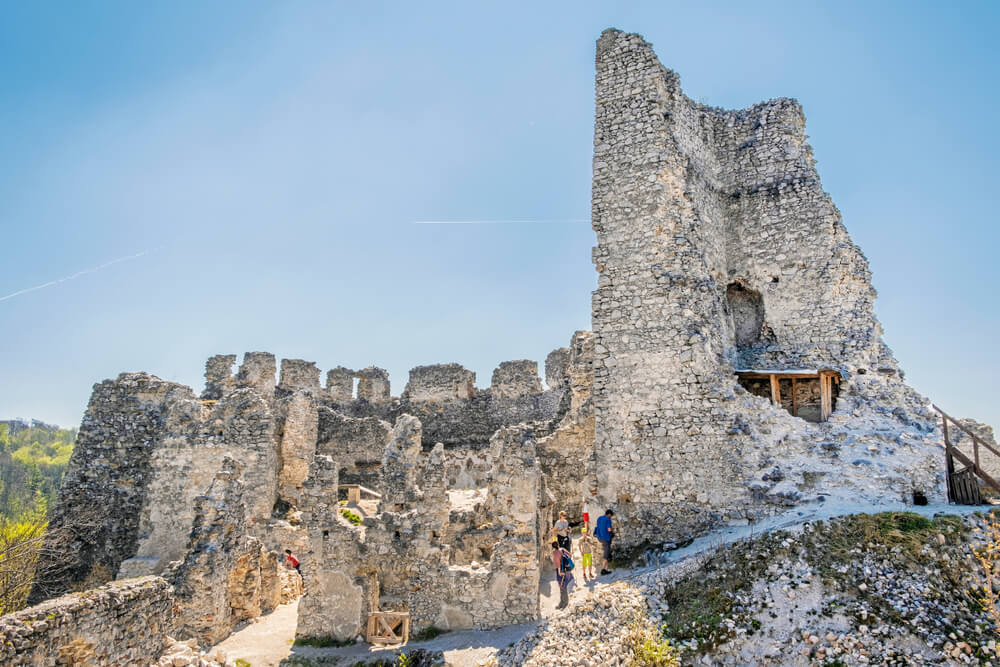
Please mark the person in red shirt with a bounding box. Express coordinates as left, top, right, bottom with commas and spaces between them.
284, 549, 301, 575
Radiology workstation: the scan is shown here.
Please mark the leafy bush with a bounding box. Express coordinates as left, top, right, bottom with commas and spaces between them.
411, 624, 448, 641
625, 614, 680, 666
293, 635, 354, 647
342, 509, 362, 525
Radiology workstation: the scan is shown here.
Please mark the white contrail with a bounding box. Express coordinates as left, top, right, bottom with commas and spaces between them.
413, 219, 590, 224
0, 249, 152, 303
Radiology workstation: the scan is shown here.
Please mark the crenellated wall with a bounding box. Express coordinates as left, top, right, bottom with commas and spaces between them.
32, 339, 576, 609
402, 363, 477, 402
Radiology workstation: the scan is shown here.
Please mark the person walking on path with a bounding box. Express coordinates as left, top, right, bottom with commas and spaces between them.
594, 509, 614, 575
284, 549, 301, 575
578, 526, 597, 581
551, 540, 574, 610
553, 511, 571, 551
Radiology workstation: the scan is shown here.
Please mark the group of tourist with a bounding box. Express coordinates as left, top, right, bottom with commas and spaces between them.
550, 508, 615, 610
284, 509, 613, 614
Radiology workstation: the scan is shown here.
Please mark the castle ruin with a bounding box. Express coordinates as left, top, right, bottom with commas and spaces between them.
5, 28, 956, 663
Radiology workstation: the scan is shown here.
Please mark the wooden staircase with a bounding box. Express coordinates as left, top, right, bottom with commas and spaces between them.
936, 405, 1000, 505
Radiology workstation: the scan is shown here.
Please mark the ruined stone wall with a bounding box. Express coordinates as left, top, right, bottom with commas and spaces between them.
0, 577, 173, 667
316, 409, 391, 489
30, 374, 203, 603
295, 415, 543, 640
545, 347, 571, 390
236, 352, 277, 396
122, 387, 278, 580
295, 454, 370, 641
538, 331, 595, 522
278, 359, 321, 393
278, 392, 319, 503
490, 361, 543, 400
589, 29, 944, 551
202, 354, 236, 400
402, 363, 476, 402
357, 366, 391, 402
169, 458, 267, 647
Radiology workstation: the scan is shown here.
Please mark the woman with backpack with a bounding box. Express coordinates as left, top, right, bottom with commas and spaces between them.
551, 539, 574, 610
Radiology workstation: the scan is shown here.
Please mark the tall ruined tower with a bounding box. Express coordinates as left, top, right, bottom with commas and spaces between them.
589, 29, 944, 550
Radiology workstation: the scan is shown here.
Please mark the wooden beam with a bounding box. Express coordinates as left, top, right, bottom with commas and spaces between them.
935, 405, 1000, 460
769, 374, 780, 405
791, 378, 798, 417
949, 447, 1000, 494
819, 373, 831, 421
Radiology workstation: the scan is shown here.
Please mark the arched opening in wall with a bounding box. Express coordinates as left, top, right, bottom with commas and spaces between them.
726, 282, 765, 350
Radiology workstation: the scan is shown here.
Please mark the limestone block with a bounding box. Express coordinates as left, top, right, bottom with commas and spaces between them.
402, 363, 475, 402
490, 360, 542, 400
279, 359, 321, 393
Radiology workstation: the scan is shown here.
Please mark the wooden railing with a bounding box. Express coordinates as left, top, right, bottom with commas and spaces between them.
935, 405, 1000, 504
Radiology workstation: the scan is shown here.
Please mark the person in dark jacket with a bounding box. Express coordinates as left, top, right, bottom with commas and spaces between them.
594, 509, 614, 575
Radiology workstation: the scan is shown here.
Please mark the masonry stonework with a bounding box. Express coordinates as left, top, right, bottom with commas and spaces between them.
588, 29, 945, 551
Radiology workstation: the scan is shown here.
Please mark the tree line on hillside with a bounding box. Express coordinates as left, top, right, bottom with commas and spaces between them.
0, 421, 76, 614
0, 421, 75, 522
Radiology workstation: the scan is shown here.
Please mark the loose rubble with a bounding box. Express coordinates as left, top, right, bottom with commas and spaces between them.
494, 512, 1000, 666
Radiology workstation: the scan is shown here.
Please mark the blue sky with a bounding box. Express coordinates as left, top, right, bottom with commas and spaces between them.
0, 1, 996, 431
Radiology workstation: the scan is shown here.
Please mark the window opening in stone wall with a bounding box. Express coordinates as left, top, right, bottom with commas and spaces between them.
726, 282, 765, 349
735, 370, 840, 423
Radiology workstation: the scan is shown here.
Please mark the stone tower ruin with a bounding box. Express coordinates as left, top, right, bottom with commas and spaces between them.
586, 29, 943, 551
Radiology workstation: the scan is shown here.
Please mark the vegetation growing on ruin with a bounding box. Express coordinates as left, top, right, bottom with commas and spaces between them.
0, 516, 46, 614
342, 509, 362, 525
293, 635, 354, 648
624, 613, 680, 666
410, 624, 448, 641
656, 512, 985, 661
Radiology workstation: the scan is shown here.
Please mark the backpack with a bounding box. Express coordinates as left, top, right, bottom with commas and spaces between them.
560, 549, 575, 572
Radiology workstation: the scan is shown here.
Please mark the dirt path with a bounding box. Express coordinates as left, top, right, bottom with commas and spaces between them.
213, 600, 298, 666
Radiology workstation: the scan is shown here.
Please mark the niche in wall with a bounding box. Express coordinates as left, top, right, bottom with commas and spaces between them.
726, 282, 765, 349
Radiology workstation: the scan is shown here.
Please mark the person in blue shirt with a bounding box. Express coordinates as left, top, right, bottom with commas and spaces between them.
594, 509, 615, 575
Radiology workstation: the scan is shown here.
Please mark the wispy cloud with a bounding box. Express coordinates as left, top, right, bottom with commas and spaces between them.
0, 249, 153, 303
413, 219, 589, 224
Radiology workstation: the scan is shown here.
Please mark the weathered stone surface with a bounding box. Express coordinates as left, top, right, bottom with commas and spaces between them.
325, 366, 355, 401
538, 331, 594, 522
202, 354, 236, 400
490, 360, 542, 401
357, 366, 391, 403
168, 458, 265, 647
235, 351, 276, 395
316, 408, 391, 489
278, 358, 321, 393
278, 391, 319, 502
588, 29, 945, 550
402, 363, 476, 402
544, 347, 571, 390
30, 373, 203, 603
0, 577, 173, 667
